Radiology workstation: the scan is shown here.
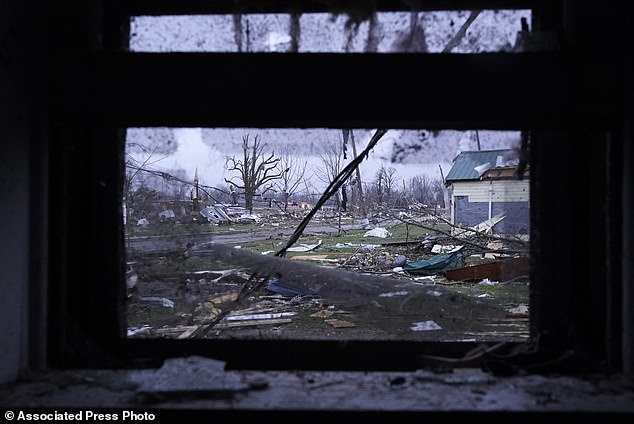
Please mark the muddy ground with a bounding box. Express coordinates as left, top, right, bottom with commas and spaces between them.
125, 217, 530, 342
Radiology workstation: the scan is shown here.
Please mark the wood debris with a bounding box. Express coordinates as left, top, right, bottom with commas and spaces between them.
324, 319, 355, 328
210, 292, 239, 304
310, 310, 335, 318
214, 318, 293, 328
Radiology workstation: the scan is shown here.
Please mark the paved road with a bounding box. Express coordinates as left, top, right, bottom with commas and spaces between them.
125, 221, 369, 255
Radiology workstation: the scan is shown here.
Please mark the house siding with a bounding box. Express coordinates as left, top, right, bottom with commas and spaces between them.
451, 180, 530, 235
452, 180, 529, 202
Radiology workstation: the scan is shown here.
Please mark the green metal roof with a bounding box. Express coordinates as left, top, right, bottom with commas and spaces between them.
445, 149, 512, 182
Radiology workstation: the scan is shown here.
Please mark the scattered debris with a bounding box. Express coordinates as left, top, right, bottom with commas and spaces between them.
378, 254, 407, 267
431, 244, 463, 254
158, 209, 176, 219
420, 235, 438, 249
199, 205, 231, 224
287, 239, 322, 252
403, 251, 465, 276
127, 325, 151, 337
139, 296, 175, 308
364, 227, 392, 238
379, 291, 409, 297
224, 312, 296, 321
266, 277, 320, 299
290, 254, 338, 262
478, 278, 498, 285
215, 318, 293, 328
191, 269, 237, 282
137, 218, 149, 226
310, 310, 335, 318
410, 320, 442, 331
443, 257, 529, 282
126, 263, 138, 291
472, 213, 506, 234
483, 240, 506, 259
193, 302, 222, 322
334, 242, 382, 250
176, 326, 200, 339
209, 293, 239, 304
324, 319, 356, 328
508, 304, 529, 316
454, 213, 506, 237
238, 213, 261, 223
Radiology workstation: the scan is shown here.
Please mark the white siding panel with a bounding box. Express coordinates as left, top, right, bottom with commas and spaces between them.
452, 180, 529, 203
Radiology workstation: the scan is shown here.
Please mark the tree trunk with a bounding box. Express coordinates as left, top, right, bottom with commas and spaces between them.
245, 189, 254, 212
349, 130, 366, 216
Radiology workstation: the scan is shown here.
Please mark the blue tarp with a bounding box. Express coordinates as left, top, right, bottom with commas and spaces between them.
403, 251, 465, 276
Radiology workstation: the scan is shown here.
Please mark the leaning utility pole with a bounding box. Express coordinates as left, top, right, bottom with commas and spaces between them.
347, 129, 366, 216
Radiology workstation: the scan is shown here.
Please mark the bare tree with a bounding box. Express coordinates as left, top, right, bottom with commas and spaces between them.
374, 165, 398, 205
275, 146, 308, 211
124, 142, 167, 227
405, 175, 446, 208
315, 136, 345, 210
225, 134, 284, 212
124, 143, 165, 195
441, 10, 482, 53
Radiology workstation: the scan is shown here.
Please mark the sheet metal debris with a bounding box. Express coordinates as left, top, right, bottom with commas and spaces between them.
287, 239, 322, 252
443, 257, 529, 282
334, 242, 382, 250
224, 312, 296, 321
139, 296, 175, 308
410, 320, 442, 331
199, 205, 231, 224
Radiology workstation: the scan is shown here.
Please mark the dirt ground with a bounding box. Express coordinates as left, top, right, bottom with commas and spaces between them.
125, 220, 530, 343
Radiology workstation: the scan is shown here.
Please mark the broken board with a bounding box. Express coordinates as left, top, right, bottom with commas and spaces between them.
443, 257, 529, 282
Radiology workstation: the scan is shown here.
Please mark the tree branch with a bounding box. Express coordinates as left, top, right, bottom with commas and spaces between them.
441, 10, 481, 53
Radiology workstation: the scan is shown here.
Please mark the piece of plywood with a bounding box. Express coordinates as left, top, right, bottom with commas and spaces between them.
443, 257, 529, 282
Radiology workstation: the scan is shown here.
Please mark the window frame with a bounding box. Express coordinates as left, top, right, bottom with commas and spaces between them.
45, 0, 625, 373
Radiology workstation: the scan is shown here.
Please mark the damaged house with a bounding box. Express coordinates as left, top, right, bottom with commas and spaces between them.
445, 149, 530, 236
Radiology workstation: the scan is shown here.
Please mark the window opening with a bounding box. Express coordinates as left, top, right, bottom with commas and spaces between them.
124, 128, 531, 342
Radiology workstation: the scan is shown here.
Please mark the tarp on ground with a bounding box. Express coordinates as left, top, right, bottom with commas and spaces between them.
403, 251, 465, 276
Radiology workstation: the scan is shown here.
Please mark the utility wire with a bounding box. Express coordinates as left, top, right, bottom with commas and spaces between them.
275, 129, 388, 257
